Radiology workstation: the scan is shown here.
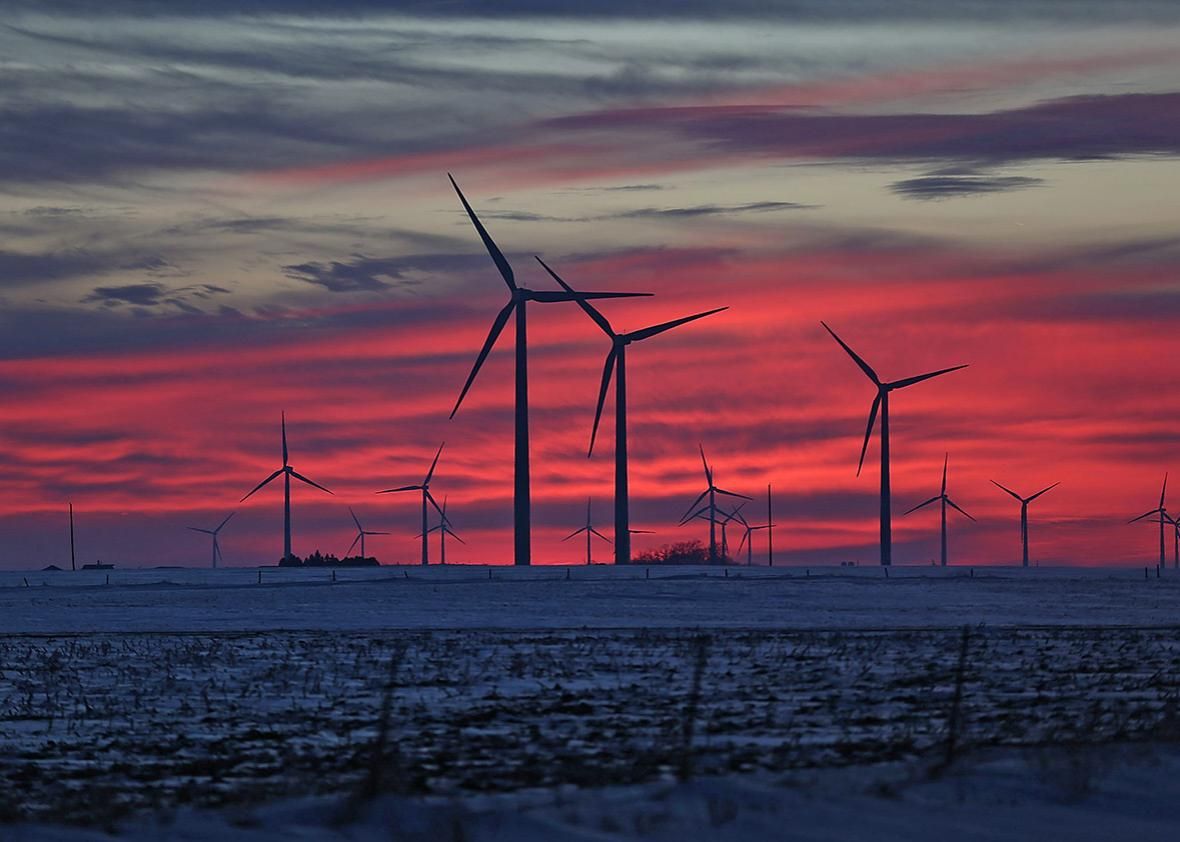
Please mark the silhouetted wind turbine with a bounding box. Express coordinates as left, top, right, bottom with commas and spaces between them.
240, 413, 333, 562
423, 496, 464, 565
68, 502, 76, 572
688, 502, 745, 559
378, 442, 445, 566
187, 511, 235, 569
563, 497, 612, 565
680, 445, 751, 563
537, 257, 724, 565
822, 322, 967, 567
345, 507, 389, 560
991, 480, 1059, 567
447, 176, 648, 567
734, 508, 773, 566
1129, 473, 1169, 569
766, 483, 775, 567
902, 454, 974, 567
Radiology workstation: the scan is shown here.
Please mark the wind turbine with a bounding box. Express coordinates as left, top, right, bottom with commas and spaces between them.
822, 322, 967, 567
423, 496, 464, 565
688, 503, 745, 560
679, 445, 751, 563
902, 454, 975, 567
240, 413, 333, 562
378, 442, 445, 566
766, 483, 775, 567
447, 176, 648, 567
991, 480, 1059, 567
536, 257, 724, 565
187, 512, 235, 569
345, 507, 389, 561
68, 502, 76, 572
562, 497, 612, 565
734, 508, 774, 566
1129, 473, 1169, 569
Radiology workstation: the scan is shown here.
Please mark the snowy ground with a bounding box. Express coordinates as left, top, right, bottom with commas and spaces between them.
2, 564, 1179, 838
1, 563, 1179, 632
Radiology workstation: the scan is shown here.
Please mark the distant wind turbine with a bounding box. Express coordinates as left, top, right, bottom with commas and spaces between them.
68, 502, 76, 572
680, 445, 751, 563
240, 413, 333, 562
822, 322, 967, 567
447, 175, 648, 566
345, 507, 389, 560
562, 497, 612, 565
1129, 473, 1169, 569
187, 511, 235, 568
991, 480, 1059, 567
378, 442, 445, 566
537, 257, 724, 565
766, 483, 775, 567
423, 496, 464, 565
734, 509, 773, 566
902, 454, 975, 566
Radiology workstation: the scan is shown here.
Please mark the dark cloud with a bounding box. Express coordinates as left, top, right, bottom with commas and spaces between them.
81, 281, 231, 308
555, 93, 1180, 169
889, 174, 1044, 200
615, 200, 815, 219
83, 282, 167, 307
283, 253, 488, 293
0, 249, 113, 285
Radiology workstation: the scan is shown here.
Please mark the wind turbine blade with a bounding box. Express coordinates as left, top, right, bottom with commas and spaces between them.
1129, 509, 1159, 524
736, 531, 749, 556
187, 527, 215, 535
626, 307, 727, 343
821, 321, 879, 385
449, 529, 466, 544
990, 480, 1023, 502
629, 529, 656, 534
450, 300, 516, 418
365, 531, 392, 536
216, 511, 236, 532
425, 489, 445, 518
589, 527, 613, 544
946, 498, 976, 521
535, 257, 616, 338
289, 470, 332, 495
680, 488, 710, 523
699, 443, 713, 486
588, 346, 618, 457
902, 496, 941, 516
240, 468, 284, 502
530, 290, 651, 302
941, 453, 948, 496
378, 484, 422, 494
448, 174, 515, 290
345, 534, 360, 557
888, 364, 969, 391
281, 411, 288, 466
1161, 472, 1168, 509
1027, 482, 1059, 503
562, 527, 588, 541
424, 442, 445, 485
856, 392, 881, 477
349, 506, 362, 532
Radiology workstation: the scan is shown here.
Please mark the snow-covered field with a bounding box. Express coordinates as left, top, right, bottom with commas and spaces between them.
1, 563, 1178, 632
2, 564, 1179, 839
